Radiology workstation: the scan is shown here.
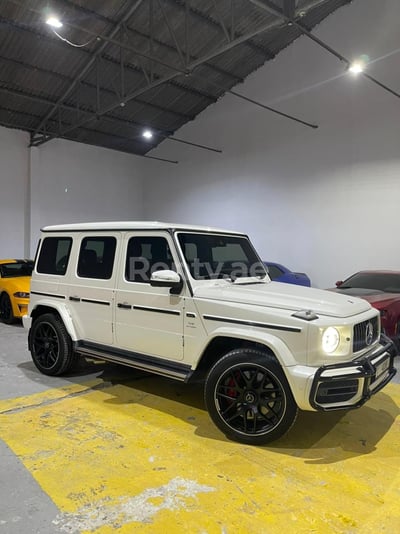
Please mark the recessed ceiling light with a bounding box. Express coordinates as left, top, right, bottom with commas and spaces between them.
142, 130, 153, 139
46, 16, 63, 29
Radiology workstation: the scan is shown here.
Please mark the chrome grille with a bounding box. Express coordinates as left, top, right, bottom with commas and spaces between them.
353, 317, 379, 352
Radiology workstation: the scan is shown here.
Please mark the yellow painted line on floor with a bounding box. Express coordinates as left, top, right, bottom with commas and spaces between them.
0, 377, 400, 533
0, 378, 104, 414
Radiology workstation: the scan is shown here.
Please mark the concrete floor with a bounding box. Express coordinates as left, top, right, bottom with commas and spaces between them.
1, 321, 400, 534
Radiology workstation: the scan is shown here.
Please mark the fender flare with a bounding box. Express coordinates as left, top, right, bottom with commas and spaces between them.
199, 326, 299, 367
30, 300, 79, 341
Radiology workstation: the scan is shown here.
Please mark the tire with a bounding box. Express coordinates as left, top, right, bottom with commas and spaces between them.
0, 293, 15, 324
204, 349, 298, 445
29, 313, 75, 376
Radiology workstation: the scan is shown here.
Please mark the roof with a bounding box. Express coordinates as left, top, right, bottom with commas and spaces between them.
0, 0, 353, 162
41, 221, 245, 234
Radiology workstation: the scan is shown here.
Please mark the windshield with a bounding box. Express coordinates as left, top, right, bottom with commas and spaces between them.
339, 272, 400, 293
0, 261, 33, 278
177, 233, 266, 280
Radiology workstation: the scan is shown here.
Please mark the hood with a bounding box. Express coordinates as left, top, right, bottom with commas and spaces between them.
193, 280, 371, 318
331, 287, 400, 308
2, 276, 31, 294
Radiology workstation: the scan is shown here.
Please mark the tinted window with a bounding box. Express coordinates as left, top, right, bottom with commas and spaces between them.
178, 233, 266, 280
0, 261, 33, 278
37, 237, 72, 275
125, 236, 174, 283
339, 272, 400, 293
266, 265, 284, 280
77, 237, 116, 279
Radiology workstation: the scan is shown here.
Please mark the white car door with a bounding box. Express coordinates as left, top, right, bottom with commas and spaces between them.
114, 232, 185, 361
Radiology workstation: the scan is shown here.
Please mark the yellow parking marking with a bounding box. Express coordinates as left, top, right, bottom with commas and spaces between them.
0, 376, 399, 533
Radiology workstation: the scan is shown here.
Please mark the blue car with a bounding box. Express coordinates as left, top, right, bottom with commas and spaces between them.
264, 261, 311, 287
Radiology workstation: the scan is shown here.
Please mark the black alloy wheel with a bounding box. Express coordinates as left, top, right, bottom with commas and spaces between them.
0, 293, 14, 324
205, 349, 298, 445
29, 313, 75, 376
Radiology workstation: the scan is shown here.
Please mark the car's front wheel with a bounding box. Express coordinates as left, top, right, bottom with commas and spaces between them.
0, 293, 15, 324
204, 349, 298, 445
29, 313, 75, 376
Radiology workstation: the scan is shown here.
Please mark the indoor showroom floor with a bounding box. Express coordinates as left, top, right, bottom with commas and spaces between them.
1, 322, 400, 534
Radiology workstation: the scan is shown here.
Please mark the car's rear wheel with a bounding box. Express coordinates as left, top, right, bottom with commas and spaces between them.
204, 349, 298, 445
29, 313, 75, 376
0, 293, 15, 324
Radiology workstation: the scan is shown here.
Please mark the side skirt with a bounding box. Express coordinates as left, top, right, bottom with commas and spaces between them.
74, 340, 193, 382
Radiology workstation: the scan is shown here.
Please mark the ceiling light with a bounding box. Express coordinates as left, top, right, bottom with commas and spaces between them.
142, 130, 153, 139
46, 16, 63, 28
348, 62, 364, 74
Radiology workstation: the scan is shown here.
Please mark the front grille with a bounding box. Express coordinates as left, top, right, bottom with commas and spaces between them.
353, 316, 379, 352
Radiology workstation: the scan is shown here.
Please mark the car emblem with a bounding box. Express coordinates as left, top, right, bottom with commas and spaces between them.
365, 322, 374, 346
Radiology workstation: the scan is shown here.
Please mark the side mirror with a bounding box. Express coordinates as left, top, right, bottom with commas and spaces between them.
335, 280, 343, 287
150, 270, 183, 294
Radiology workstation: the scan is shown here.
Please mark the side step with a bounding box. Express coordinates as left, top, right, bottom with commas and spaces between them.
75, 343, 192, 382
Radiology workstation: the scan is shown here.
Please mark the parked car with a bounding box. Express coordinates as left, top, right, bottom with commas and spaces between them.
333, 271, 400, 347
0, 259, 33, 324
24, 222, 396, 445
264, 261, 311, 287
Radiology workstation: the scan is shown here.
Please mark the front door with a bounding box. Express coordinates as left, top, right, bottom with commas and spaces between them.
114, 232, 184, 361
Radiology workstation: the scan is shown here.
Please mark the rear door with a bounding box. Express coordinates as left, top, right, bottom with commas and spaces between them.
66, 234, 119, 344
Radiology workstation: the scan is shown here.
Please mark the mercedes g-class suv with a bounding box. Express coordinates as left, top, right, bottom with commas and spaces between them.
24, 222, 396, 445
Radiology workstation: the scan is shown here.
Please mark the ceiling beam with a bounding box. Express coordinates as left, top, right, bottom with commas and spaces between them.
35, 10, 316, 146
0, 86, 221, 154
32, 0, 146, 138
58, 0, 244, 83
249, 0, 400, 100
168, 0, 275, 60
0, 54, 193, 122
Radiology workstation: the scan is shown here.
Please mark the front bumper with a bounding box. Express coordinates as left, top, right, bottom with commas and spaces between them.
12, 297, 29, 319
309, 335, 396, 411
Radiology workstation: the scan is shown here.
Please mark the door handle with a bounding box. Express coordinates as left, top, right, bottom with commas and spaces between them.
69, 296, 81, 302
117, 303, 131, 309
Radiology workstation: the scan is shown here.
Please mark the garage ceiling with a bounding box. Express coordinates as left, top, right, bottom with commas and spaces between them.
0, 0, 353, 161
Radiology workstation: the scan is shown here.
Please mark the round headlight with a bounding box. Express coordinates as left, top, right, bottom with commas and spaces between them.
322, 327, 340, 354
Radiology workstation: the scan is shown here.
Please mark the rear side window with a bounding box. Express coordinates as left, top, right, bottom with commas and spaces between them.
37, 237, 72, 275
77, 237, 116, 279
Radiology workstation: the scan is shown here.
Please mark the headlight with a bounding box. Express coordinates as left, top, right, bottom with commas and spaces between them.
322, 327, 340, 354
14, 292, 30, 298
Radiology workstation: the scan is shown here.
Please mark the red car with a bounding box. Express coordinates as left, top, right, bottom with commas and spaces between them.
333, 271, 400, 347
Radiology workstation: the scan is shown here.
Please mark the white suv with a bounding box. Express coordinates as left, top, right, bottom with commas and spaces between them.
24, 222, 396, 445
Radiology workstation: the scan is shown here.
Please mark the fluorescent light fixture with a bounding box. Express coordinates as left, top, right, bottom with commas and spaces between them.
46, 16, 63, 28
142, 129, 153, 139
348, 61, 364, 74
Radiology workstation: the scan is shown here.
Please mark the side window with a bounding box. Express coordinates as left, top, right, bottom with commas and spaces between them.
77, 237, 116, 279
37, 237, 72, 275
267, 265, 284, 280
125, 236, 174, 283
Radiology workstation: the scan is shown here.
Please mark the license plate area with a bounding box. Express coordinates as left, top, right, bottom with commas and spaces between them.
370, 356, 390, 390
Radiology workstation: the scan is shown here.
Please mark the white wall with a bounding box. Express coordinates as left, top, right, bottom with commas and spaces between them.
143, 0, 400, 288
0, 128, 145, 257
0, 127, 29, 257
29, 139, 144, 252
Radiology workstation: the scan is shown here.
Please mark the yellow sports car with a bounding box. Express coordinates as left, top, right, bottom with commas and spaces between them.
0, 259, 33, 324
